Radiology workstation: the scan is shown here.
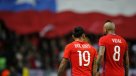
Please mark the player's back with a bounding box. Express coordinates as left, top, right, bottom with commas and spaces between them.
99, 34, 127, 76
68, 41, 97, 76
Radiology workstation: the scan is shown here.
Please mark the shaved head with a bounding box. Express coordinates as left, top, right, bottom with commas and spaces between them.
104, 22, 115, 30
103, 20, 115, 34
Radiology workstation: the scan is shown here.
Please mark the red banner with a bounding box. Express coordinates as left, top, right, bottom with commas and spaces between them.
0, 11, 136, 39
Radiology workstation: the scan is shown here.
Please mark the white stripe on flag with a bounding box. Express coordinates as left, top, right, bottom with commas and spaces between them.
56, 0, 136, 16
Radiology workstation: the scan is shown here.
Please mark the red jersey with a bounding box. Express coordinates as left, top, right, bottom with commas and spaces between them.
99, 34, 128, 76
63, 41, 97, 76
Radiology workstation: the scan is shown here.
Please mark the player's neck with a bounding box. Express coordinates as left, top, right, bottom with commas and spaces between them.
107, 31, 115, 35
74, 38, 84, 42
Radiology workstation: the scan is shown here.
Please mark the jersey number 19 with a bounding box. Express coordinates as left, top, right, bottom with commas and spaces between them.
77, 51, 90, 66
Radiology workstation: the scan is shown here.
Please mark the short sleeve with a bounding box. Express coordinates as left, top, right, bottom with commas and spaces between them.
99, 37, 106, 46
63, 44, 72, 59
94, 48, 98, 58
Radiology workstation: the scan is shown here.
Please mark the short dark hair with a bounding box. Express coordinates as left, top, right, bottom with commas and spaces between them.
72, 26, 85, 38
105, 20, 112, 23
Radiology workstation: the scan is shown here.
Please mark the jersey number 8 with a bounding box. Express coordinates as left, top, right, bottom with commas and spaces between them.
77, 51, 90, 66
113, 46, 120, 61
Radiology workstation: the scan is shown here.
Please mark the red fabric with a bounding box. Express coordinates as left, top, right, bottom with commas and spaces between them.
0, 11, 136, 39
99, 34, 128, 76
63, 41, 97, 76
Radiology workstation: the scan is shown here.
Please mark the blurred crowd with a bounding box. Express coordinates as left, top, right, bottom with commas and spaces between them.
0, 20, 136, 76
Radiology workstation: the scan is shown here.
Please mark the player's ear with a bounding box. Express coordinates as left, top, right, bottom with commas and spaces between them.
72, 35, 75, 39
103, 27, 107, 35
82, 34, 86, 38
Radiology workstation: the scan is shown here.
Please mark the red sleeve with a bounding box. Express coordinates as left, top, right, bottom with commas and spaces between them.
99, 37, 106, 46
63, 44, 72, 59
94, 48, 98, 58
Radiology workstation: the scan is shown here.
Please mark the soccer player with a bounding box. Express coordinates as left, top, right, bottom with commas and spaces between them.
58, 27, 97, 76
96, 20, 129, 76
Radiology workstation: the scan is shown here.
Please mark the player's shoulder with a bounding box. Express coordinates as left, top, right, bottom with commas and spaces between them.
99, 35, 107, 41
90, 46, 97, 55
116, 35, 127, 42
116, 35, 125, 39
87, 43, 97, 51
91, 46, 97, 51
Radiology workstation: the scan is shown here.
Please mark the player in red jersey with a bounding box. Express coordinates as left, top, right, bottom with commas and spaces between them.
96, 20, 129, 76
58, 27, 97, 76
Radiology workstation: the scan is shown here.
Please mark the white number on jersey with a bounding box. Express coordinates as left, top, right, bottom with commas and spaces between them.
77, 51, 90, 66
113, 46, 120, 61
